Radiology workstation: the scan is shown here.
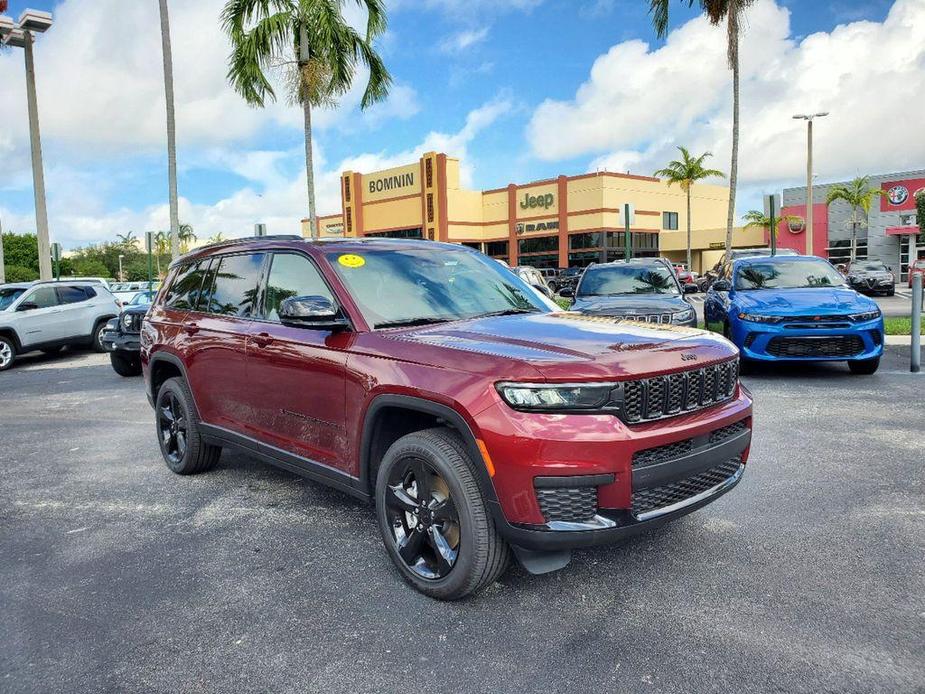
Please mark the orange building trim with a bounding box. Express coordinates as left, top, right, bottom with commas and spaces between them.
507, 184, 518, 266
436, 153, 449, 242
557, 175, 568, 268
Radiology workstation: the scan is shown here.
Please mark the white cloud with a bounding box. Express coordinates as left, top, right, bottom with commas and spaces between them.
439, 27, 490, 54
393, 0, 542, 16
527, 0, 925, 212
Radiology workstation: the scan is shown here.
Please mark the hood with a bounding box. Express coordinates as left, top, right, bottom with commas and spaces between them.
383, 311, 736, 381
734, 287, 875, 315
570, 294, 689, 315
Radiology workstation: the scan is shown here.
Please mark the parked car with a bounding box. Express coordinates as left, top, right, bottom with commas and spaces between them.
704, 255, 883, 374
102, 304, 146, 376
142, 237, 752, 599
553, 266, 584, 295
844, 260, 895, 296
112, 282, 150, 305
909, 258, 925, 288
123, 290, 157, 308
512, 266, 553, 298
0, 280, 120, 371
565, 259, 698, 327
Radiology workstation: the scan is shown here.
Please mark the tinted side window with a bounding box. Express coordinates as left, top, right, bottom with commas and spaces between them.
203, 253, 265, 317
263, 253, 334, 321
164, 261, 209, 310
56, 286, 89, 304
23, 286, 59, 309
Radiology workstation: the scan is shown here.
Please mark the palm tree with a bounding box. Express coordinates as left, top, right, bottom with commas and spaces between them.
116, 231, 138, 249
649, 0, 755, 253
158, 0, 181, 261
825, 176, 884, 263
176, 223, 197, 253
222, 0, 391, 238
208, 232, 226, 244
654, 146, 725, 269
742, 210, 801, 241
153, 231, 170, 278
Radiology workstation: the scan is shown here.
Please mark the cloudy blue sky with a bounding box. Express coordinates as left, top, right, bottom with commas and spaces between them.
1, 0, 921, 249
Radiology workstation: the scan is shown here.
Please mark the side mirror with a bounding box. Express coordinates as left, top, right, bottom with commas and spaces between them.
278, 296, 349, 330
16, 302, 39, 312
683, 283, 698, 294
558, 287, 574, 298
712, 280, 732, 292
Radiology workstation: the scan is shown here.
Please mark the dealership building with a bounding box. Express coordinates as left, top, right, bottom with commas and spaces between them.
774, 169, 924, 281
303, 152, 762, 271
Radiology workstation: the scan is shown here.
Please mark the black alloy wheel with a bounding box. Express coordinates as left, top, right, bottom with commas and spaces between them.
384, 457, 460, 580
158, 390, 188, 467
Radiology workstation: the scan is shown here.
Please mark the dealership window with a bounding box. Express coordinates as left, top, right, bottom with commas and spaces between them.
517, 235, 559, 269
566, 231, 659, 267
827, 239, 867, 267
365, 228, 423, 239
460, 242, 482, 252
662, 212, 679, 230
485, 241, 509, 263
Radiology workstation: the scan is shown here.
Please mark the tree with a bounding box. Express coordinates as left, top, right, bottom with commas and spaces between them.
4, 265, 38, 282
649, 0, 755, 253
159, 0, 181, 261
916, 189, 925, 236
825, 176, 884, 263
654, 146, 724, 269
177, 223, 196, 253
1, 232, 40, 271
209, 232, 226, 244
742, 209, 802, 240
116, 231, 138, 249
222, 0, 391, 238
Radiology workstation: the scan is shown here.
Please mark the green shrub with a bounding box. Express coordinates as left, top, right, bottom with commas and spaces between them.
3, 264, 39, 282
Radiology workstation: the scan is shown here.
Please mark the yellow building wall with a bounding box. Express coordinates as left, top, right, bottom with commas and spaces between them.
364, 196, 423, 232
361, 162, 421, 203
514, 182, 559, 216
301, 216, 346, 238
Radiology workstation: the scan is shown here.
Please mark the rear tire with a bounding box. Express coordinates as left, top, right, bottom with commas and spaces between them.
110, 352, 142, 377
848, 356, 880, 375
375, 428, 509, 600
0, 336, 16, 371
155, 377, 221, 474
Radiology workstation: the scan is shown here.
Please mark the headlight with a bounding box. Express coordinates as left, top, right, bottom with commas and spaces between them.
121, 313, 133, 329
672, 307, 696, 323
496, 382, 616, 411
738, 313, 784, 324
848, 308, 881, 322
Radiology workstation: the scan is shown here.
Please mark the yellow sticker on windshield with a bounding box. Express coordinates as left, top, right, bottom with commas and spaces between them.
338, 254, 365, 268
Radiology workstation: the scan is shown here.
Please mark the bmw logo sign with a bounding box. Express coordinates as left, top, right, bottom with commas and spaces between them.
887, 185, 909, 205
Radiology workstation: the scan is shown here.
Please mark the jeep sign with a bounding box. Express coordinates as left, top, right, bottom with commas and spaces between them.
520, 192, 554, 210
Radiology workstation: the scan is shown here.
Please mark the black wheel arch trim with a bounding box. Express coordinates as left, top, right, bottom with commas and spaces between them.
0, 328, 23, 351
146, 351, 202, 419
359, 394, 502, 513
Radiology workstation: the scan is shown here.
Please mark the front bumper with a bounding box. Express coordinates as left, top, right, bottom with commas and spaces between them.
732, 317, 884, 362
848, 279, 894, 294
101, 329, 141, 353
475, 387, 753, 550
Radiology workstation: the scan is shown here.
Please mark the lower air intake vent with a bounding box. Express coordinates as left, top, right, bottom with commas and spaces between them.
535, 487, 597, 523
631, 458, 741, 518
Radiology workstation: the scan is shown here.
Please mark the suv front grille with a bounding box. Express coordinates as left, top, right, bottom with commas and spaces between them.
535, 487, 597, 523
766, 335, 863, 358
632, 419, 748, 469
125, 313, 143, 333
620, 359, 739, 424
631, 458, 741, 517
621, 313, 673, 325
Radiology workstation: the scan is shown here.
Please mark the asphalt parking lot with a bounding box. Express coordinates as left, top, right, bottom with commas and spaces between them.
1, 348, 923, 693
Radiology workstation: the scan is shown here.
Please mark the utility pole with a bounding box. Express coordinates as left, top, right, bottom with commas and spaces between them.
158, 0, 180, 261
793, 112, 829, 256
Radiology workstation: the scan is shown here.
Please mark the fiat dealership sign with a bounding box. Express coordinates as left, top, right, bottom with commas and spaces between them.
881, 177, 925, 211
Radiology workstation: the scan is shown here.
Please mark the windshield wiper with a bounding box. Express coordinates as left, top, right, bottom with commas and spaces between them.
474, 308, 542, 318
374, 317, 454, 329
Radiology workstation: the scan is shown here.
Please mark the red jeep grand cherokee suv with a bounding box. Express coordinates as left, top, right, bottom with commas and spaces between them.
141, 236, 752, 599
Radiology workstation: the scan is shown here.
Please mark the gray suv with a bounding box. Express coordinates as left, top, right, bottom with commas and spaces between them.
0, 281, 120, 371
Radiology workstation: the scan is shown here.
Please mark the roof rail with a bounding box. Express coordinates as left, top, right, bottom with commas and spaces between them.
200, 234, 305, 251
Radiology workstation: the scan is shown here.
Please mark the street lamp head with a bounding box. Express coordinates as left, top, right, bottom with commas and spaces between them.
2, 27, 27, 47
0, 15, 13, 37
792, 114, 808, 120
814, 111, 830, 118
18, 9, 52, 33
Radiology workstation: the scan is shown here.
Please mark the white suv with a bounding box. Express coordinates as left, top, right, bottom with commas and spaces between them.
0, 281, 120, 371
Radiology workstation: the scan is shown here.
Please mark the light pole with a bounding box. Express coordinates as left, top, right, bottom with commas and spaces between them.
118, 254, 125, 282
1, 9, 54, 281
792, 112, 829, 256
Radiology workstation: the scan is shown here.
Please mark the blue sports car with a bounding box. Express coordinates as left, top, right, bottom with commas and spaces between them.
704, 255, 884, 374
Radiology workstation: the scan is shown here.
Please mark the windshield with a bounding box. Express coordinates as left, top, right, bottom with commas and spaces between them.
735, 260, 846, 290
850, 262, 888, 272
577, 265, 679, 296
326, 248, 550, 329
0, 288, 26, 311
129, 291, 153, 305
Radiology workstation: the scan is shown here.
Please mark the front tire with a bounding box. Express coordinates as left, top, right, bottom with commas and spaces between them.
110, 352, 142, 377
375, 428, 509, 600
848, 356, 880, 375
0, 336, 16, 371
91, 321, 108, 353
155, 377, 221, 474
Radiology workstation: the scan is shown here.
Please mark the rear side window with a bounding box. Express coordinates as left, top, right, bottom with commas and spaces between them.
56, 285, 90, 304
201, 253, 265, 317
164, 261, 209, 310
263, 253, 334, 321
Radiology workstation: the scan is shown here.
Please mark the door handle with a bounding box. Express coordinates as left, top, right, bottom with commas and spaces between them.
252, 332, 273, 348
183, 322, 200, 336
